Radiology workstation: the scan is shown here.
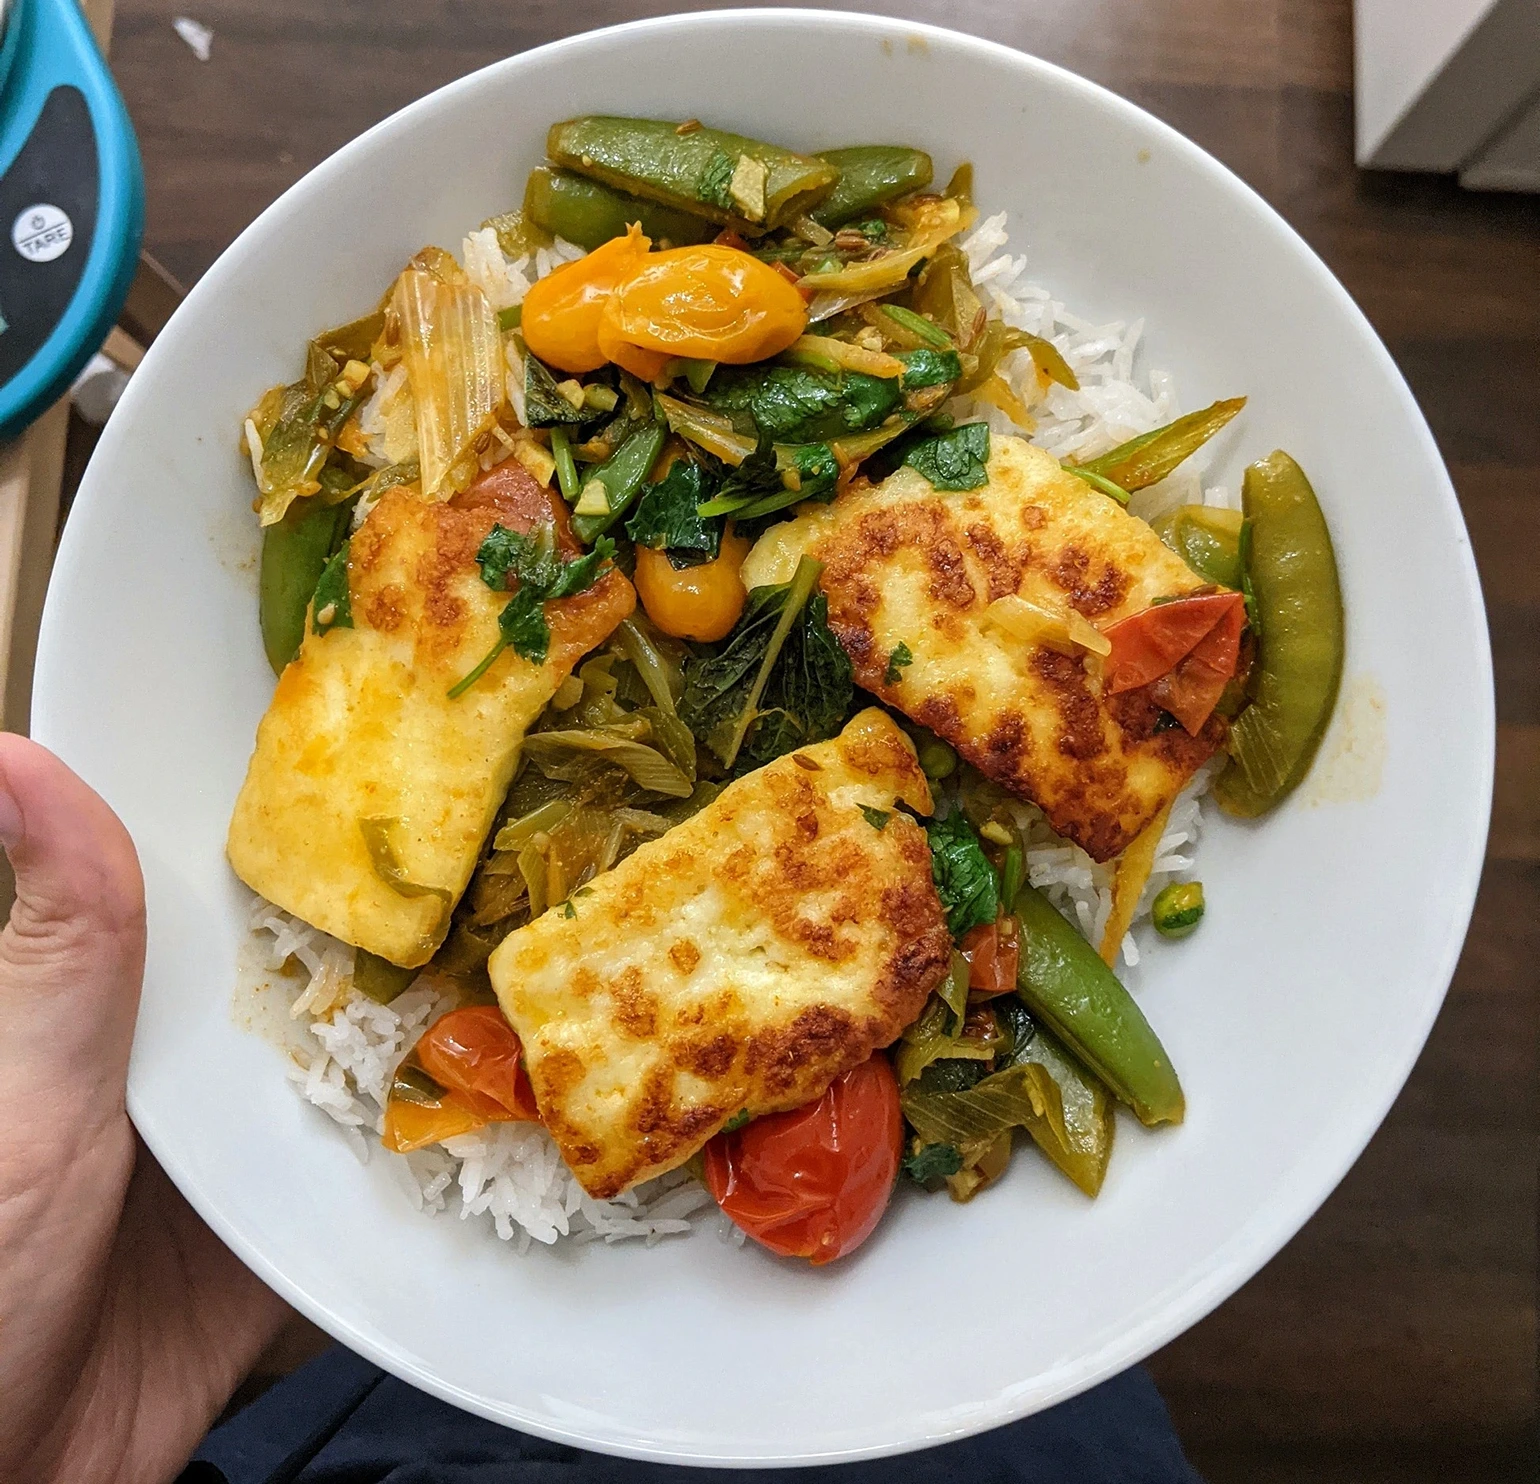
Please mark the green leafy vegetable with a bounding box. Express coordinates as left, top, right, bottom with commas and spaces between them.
860, 804, 891, 832
679, 558, 854, 771
925, 810, 1000, 937
520, 726, 693, 798
903, 1142, 963, 1183
884, 641, 913, 686
523, 354, 592, 428
904, 422, 991, 492
698, 150, 736, 212
705, 364, 900, 445
723, 1108, 752, 1133
897, 348, 962, 390
450, 527, 615, 696
625, 460, 723, 567
918, 1058, 990, 1093
311, 542, 353, 636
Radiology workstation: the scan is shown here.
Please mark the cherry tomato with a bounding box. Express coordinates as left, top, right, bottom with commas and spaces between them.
703, 1055, 902, 1265
521, 224, 651, 373
960, 914, 1020, 998
1102, 591, 1245, 693
601, 245, 807, 365
415, 1005, 540, 1122
633, 525, 750, 641
382, 1086, 488, 1154
595, 311, 671, 383
1149, 597, 1247, 733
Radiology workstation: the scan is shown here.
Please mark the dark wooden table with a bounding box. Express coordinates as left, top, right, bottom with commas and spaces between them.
102, 3, 1538, 1479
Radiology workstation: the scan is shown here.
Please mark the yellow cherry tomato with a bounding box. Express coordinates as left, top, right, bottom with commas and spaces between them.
634, 526, 751, 641
601, 245, 807, 364
521, 223, 651, 373
596, 312, 671, 383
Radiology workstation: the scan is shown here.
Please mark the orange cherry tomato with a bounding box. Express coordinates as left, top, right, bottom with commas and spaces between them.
601, 245, 807, 365
1103, 591, 1245, 694
521, 224, 651, 373
595, 311, 671, 383
1150, 598, 1248, 734
382, 1087, 489, 1154
960, 914, 1020, 999
633, 526, 750, 641
703, 1055, 903, 1265
415, 1005, 540, 1122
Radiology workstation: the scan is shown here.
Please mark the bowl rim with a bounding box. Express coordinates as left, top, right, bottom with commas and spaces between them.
35, 6, 1495, 1463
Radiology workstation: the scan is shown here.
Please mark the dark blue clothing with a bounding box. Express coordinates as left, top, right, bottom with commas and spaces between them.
180, 1347, 1204, 1484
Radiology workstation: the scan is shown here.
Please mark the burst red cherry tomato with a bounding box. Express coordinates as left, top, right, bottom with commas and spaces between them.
415, 1005, 540, 1122
960, 914, 1020, 998
703, 1054, 902, 1265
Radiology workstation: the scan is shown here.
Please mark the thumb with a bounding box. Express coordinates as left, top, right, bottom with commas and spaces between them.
0, 734, 146, 1133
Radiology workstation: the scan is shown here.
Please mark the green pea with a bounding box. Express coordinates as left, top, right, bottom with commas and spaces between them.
917, 737, 956, 781
1152, 881, 1205, 939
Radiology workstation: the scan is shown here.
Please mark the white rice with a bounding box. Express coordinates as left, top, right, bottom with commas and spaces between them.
256, 205, 1228, 1247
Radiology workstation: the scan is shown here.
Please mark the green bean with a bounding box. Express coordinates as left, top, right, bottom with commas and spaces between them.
258, 497, 353, 675
1215, 451, 1344, 816
523, 165, 715, 251
570, 423, 666, 544
547, 117, 838, 230
1012, 884, 1185, 1126
809, 145, 933, 226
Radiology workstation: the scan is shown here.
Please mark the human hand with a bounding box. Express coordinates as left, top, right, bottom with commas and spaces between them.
0, 735, 289, 1484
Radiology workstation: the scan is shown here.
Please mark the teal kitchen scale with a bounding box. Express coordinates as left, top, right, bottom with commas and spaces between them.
0, 0, 142, 439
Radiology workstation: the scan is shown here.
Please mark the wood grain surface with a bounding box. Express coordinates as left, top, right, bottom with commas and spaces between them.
100, 2, 1537, 1477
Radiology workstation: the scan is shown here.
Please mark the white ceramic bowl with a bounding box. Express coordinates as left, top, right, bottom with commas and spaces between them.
32, 9, 1492, 1465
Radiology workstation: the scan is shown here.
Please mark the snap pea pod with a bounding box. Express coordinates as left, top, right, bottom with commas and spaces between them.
523, 165, 715, 251
1012, 885, 1185, 1126
547, 117, 838, 229
258, 496, 354, 675
570, 422, 666, 544
1152, 504, 1246, 589
1215, 450, 1344, 817
809, 145, 933, 227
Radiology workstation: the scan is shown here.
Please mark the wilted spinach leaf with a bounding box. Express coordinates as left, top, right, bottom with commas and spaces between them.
705, 364, 901, 445
625, 460, 723, 567
925, 809, 1000, 937
897, 347, 963, 390
904, 422, 991, 492
902, 1142, 964, 1183
524, 354, 590, 428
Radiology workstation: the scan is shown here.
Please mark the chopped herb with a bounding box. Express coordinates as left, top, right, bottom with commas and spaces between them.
917, 1057, 990, 1093
860, 804, 891, 831
722, 1108, 752, 1133
625, 460, 723, 567
699, 150, 737, 212
903, 1141, 964, 1183
450, 526, 616, 696
896, 347, 963, 390
562, 900, 576, 919
884, 641, 913, 686
311, 541, 353, 635
925, 810, 1000, 938
904, 422, 991, 491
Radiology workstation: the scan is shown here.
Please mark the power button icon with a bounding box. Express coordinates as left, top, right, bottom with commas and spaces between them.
12, 205, 74, 263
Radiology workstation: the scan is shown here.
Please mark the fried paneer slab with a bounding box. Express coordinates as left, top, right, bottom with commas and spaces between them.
488, 709, 951, 1198
228, 462, 634, 967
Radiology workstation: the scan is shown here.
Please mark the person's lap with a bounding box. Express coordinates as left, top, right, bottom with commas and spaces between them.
181, 1346, 1204, 1484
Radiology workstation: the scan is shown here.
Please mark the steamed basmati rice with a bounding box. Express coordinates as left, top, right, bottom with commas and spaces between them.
254, 205, 1229, 1250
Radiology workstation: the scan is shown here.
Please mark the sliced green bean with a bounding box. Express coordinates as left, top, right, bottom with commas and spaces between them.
570, 423, 666, 544
523, 165, 715, 251
809, 145, 933, 227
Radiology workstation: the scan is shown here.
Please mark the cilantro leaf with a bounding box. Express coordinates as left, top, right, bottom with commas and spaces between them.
884, 641, 913, 686
925, 810, 1000, 938
450, 526, 615, 695
625, 460, 723, 567
903, 1142, 963, 1183
860, 804, 891, 831
722, 1109, 752, 1133
699, 150, 736, 212
904, 422, 991, 492
311, 541, 354, 636
897, 348, 963, 390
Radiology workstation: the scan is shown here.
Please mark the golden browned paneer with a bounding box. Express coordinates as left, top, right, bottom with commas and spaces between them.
488, 709, 951, 1198
744, 436, 1221, 861
227, 462, 634, 967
